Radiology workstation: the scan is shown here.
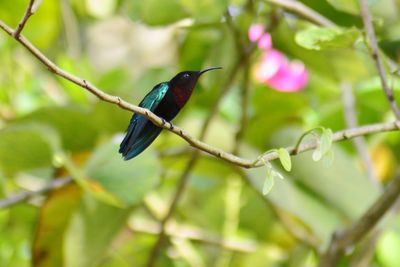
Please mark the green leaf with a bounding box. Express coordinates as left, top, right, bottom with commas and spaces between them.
320, 128, 333, 156
278, 148, 292, 171
295, 27, 360, 50
272, 170, 285, 180
0, 124, 59, 175
262, 168, 275, 195
262, 165, 284, 195
181, 0, 228, 22
323, 149, 335, 167
85, 142, 160, 206
33, 183, 81, 267
64, 194, 132, 267
312, 149, 322, 162
18, 106, 99, 152
127, 0, 188, 26
247, 166, 343, 245
325, 0, 359, 15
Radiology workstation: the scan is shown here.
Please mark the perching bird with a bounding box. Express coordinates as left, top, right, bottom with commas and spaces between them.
119, 67, 222, 160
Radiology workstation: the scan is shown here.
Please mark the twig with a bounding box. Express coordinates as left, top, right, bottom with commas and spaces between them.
263, 0, 336, 27
359, 0, 400, 120
13, 0, 35, 38
0, 177, 73, 209
1, 19, 399, 169
60, 0, 81, 57
341, 82, 379, 186
225, 9, 244, 53
319, 173, 400, 267
233, 62, 250, 155
145, 154, 200, 267
0, 121, 398, 209
128, 219, 258, 253
257, 121, 400, 167
0, 19, 246, 169
348, 230, 380, 267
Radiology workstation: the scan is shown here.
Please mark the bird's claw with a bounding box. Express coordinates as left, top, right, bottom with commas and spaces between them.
161, 118, 174, 130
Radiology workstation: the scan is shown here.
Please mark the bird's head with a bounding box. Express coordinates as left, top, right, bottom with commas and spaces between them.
169, 67, 222, 91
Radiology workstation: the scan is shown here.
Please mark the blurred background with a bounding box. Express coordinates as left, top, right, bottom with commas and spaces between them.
0, 0, 400, 266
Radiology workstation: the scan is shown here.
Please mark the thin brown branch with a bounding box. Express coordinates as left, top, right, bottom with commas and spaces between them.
341, 82, 379, 186
145, 153, 200, 267
128, 219, 258, 253
225, 9, 244, 53
263, 0, 336, 27
1, 19, 399, 169
319, 173, 400, 267
348, 230, 380, 267
359, 0, 400, 120
233, 61, 250, 155
0, 177, 73, 209
257, 121, 400, 167
0, 121, 398, 210
0, 20, 246, 167
13, 0, 36, 38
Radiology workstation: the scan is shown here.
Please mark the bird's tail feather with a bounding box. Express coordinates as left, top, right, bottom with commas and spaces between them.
119, 122, 162, 160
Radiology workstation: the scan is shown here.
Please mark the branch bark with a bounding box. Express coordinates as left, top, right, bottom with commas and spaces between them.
264, 0, 336, 27
1, 19, 399, 170
0, 177, 72, 209
13, 0, 35, 38
128, 219, 258, 253
359, 0, 400, 120
319, 173, 400, 267
341, 82, 379, 186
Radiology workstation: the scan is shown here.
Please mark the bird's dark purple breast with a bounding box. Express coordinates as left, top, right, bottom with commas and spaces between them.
171, 86, 193, 107
153, 86, 193, 122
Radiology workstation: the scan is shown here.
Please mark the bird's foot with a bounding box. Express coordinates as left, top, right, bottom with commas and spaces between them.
161, 118, 174, 130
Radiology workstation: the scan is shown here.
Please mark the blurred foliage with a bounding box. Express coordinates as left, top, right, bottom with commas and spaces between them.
0, 0, 400, 266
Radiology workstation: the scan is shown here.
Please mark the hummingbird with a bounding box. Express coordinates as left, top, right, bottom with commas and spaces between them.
119, 67, 222, 160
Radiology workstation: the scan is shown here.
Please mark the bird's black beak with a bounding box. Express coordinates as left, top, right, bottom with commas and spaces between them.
199, 67, 222, 75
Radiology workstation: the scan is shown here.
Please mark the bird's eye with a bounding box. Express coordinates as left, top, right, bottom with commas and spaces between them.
183, 73, 190, 79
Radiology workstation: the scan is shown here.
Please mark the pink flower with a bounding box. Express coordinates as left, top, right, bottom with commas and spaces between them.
266, 60, 309, 92
255, 49, 287, 82
254, 50, 308, 92
248, 24, 264, 42
248, 24, 272, 50
249, 23, 309, 92
258, 33, 272, 50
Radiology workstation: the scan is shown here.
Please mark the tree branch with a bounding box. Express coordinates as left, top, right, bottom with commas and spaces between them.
0, 177, 73, 209
1, 19, 399, 170
359, 0, 400, 120
13, 0, 36, 38
128, 219, 258, 253
341, 82, 379, 186
263, 0, 336, 27
319, 173, 400, 267
0, 121, 398, 210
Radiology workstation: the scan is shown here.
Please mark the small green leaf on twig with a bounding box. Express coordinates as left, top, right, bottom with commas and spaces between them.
272, 169, 284, 180
262, 167, 275, 195
320, 128, 333, 155
262, 165, 285, 195
323, 149, 335, 167
278, 148, 292, 171
312, 149, 322, 161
